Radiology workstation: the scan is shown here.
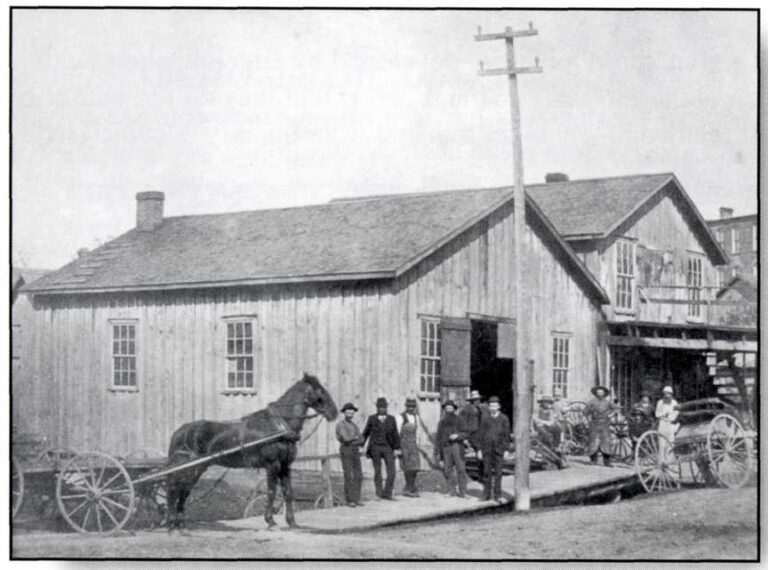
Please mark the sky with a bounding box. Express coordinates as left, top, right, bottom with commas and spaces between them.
11, 9, 758, 270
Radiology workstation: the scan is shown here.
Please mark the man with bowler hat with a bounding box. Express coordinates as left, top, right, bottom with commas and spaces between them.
336, 402, 364, 507
362, 397, 401, 500
477, 395, 511, 502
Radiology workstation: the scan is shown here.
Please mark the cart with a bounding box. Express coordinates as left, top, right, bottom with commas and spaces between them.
633, 398, 754, 493
12, 429, 294, 535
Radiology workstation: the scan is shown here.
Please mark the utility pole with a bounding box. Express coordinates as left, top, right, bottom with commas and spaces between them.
476, 23, 541, 512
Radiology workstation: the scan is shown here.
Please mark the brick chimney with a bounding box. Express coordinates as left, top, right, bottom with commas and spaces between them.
545, 172, 569, 183
136, 191, 165, 231
719, 207, 734, 220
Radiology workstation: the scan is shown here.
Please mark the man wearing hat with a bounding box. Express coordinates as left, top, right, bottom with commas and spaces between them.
532, 395, 566, 469
585, 386, 620, 467
436, 400, 469, 497
362, 397, 401, 500
655, 386, 680, 460
477, 396, 512, 502
336, 402, 365, 507
398, 398, 422, 497
459, 390, 486, 453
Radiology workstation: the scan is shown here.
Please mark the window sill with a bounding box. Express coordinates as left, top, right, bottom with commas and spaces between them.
417, 392, 441, 400
613, 308, 637, 316
222, 390, 258, 396
108, 386, 139, 393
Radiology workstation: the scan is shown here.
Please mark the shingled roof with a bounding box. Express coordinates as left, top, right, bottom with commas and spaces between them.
24, 172, 721, 297
25, 184, 609, 302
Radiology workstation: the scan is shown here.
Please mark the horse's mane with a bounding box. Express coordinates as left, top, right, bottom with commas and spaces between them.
240, 373, 323, 422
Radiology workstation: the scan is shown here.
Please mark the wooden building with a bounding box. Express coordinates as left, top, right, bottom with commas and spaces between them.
18, 188, 609, 461
527, 173, 757, 414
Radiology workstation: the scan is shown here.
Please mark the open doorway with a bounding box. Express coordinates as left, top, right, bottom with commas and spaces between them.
470, 319, 514, 421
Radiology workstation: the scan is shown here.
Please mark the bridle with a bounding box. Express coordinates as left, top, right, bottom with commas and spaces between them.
268, 394, 326, 421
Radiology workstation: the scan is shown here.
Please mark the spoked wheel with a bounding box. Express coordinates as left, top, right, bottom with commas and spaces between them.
314, 492, 343, 509
130, 481, 168, 530
634, 430, 681, 493
707, 414, 752, 489
243, 490, 284, 518
56, 452, 135, 534
563, 402, 590, 455
12, 455, 24, 520
609, 411, 634, 463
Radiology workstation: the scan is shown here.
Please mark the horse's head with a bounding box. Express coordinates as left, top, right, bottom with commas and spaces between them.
300, 372, 338, 421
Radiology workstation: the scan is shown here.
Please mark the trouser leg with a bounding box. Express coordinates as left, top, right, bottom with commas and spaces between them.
482, 450, 494, 499
340, 449, 354, 503
371, 447, 384, 497
443, 446, 457, 494
455, 448, 468, 495
351, 451, 362, 502
492, 453, 503, 498
382, 448, 396, 498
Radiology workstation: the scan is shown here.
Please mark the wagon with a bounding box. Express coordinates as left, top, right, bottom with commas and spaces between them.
11, 429, 293, 535
633, 398, 754, 493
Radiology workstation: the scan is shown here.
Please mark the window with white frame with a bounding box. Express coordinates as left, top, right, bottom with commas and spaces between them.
111, 321, 137, 388
687, 256, 703, 319
552, 334, 571, 399
225, 319, 255, 390
420, 319, 441, 394
730, 228, 738, 254
753, 225, 757, 252
615, 240, 635, 311
715, 229, 725, 249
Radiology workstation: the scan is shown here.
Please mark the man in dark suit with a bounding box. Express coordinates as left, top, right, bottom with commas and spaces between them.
477, 395, 511, 502
362, 397, 401, 500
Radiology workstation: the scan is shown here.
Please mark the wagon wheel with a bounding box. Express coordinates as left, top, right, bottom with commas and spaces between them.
130, 481, 168, 530
36, 446, 78, 467
12, 455, 24, 520
608, 411, 633, 464
314, 492, 343, 509
56, 452, 135, 534
563, 402, 590, 455
707, 414, 752, 489
634, 430, 681, 493
243, 479, 284, 518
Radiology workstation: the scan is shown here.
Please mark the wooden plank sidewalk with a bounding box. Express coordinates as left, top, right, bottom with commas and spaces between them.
221, 460, 638, 534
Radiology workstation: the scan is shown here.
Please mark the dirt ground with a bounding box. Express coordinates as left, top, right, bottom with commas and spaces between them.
12, 486, 757, 560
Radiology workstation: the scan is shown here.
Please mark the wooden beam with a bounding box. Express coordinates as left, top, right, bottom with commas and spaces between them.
606, 335, 757, 352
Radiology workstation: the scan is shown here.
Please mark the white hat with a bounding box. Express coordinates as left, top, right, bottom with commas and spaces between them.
662, 386, 673, 394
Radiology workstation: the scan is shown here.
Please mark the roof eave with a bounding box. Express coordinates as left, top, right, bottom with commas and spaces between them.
22, 270, 396, 295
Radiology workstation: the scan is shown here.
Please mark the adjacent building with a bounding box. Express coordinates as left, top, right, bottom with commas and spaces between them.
707, 207, 758, 284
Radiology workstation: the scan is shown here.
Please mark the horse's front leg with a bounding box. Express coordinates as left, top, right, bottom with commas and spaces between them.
280, 465, 297, 528
264, 468, 279, 529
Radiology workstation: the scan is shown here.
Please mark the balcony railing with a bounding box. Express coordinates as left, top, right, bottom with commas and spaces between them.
631, 285, 757, 328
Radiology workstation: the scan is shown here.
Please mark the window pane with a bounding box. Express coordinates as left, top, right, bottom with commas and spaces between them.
227, 323, 234, 338
244, 339, 253, 354
128, 341, 135, 355
128, 326, 135, 339
245, 372, 253, 387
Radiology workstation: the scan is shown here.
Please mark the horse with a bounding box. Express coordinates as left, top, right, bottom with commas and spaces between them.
165, 372, 338, 531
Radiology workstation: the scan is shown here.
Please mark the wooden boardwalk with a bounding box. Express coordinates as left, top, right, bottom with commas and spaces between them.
221, 460, 638, 533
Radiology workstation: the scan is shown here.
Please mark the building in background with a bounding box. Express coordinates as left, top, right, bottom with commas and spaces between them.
707, 207, 758, 285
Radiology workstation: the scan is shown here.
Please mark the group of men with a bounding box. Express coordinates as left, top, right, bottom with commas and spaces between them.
334, 390, 512, 506
334, 384, 682, 507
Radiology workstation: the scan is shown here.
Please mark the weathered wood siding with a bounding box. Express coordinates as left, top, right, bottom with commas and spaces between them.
15, 200, 604, 469
395, 202, 604, 438
577, 187, 719, 324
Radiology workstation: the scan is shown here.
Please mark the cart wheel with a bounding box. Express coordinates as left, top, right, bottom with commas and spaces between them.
563, 402, 590, 455
634, 430, 681, 493
12, 455, 24, 520
56, 451, 135, 534
707, 414, 752, 489
609, 412, 633, 463
243, 491, 284, 518
314, 492, 343, 509
131, 481, 168, 530
36, 446, 78, 467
